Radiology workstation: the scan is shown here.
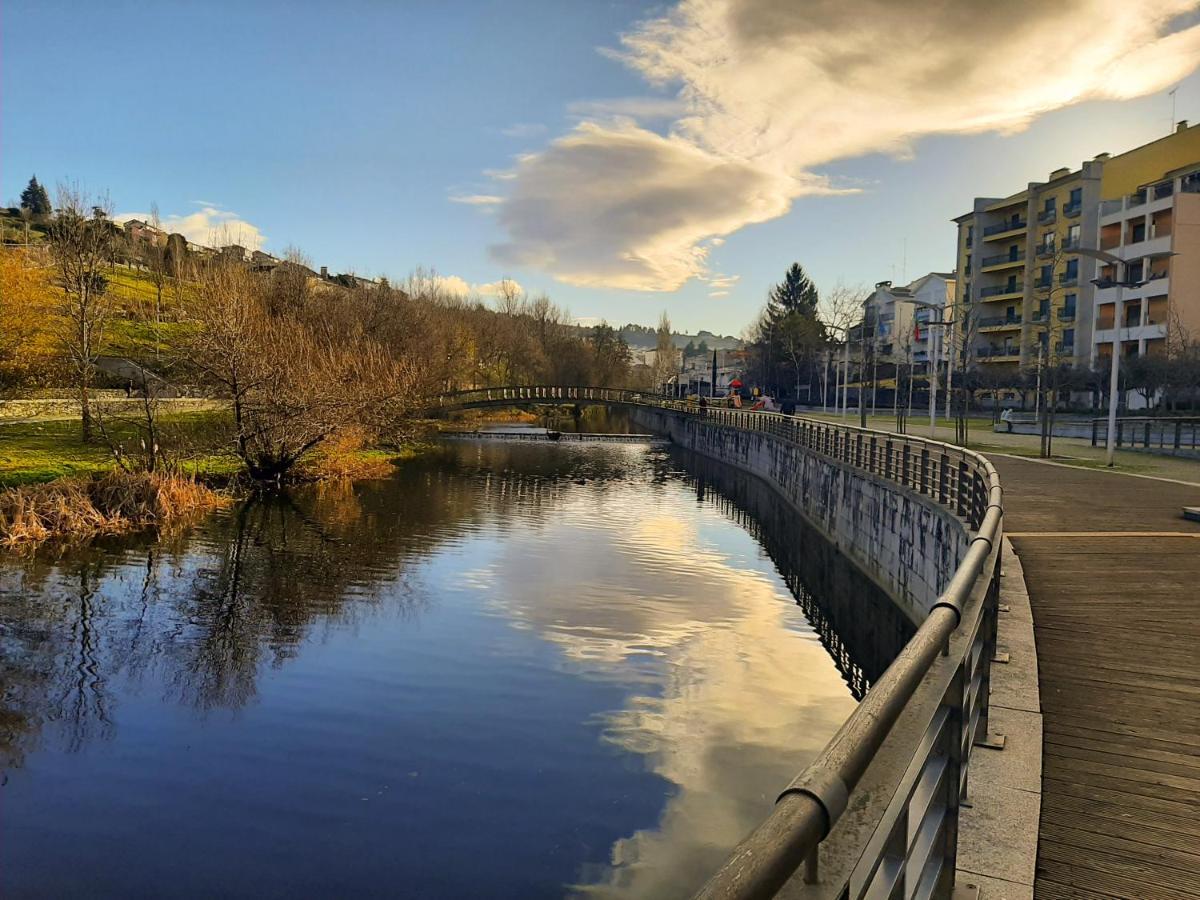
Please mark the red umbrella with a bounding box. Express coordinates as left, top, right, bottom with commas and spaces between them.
729, 379, 744, 388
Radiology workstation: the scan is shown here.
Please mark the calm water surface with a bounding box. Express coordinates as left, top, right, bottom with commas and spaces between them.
0, 441, 910, 898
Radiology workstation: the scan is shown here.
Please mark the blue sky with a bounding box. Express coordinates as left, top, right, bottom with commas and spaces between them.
4, 0, 1200, 335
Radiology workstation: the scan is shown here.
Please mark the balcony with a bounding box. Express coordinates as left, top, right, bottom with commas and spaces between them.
1153, 180, 1175, 201
983, 219, 1027, 239
1118, 233, 1172, 261
1058, 272, 1079, 287
1037, 208, 1057, 225
1061, 235, 1081, 252
978, 314, 1022, 331
976, 346, 1020, 362
1058, 308, 1076, 322
1037, 242, 1056, 258
980, 284, 1022, 300
1063, 201, 1081, 217
1055, 342, 1076, 355
980, 250, 1025, 270
1033, 277, 1052, 290
1031, 310, 1049, 324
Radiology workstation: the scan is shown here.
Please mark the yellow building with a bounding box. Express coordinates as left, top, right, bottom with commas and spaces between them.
952, 121, 1200, 388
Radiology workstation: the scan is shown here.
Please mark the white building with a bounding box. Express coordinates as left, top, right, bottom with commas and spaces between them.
863, 273, 956, 373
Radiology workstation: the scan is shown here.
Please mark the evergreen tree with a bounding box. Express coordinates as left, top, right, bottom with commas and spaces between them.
766, 262, 819, 322
19, 176, 52, 217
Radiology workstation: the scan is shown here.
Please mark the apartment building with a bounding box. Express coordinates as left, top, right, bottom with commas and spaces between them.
1091, 150, 1200, 377
863, 273, 956, 373
952, 122, 1200, 382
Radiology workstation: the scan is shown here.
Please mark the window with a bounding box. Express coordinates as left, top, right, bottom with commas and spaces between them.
1009, 243, 1020, 260
1063, 293, 1076, 316
1038, 298, 1049, 318
1131, 221, 1146, 243
1064, 258, 1079, 280
1039, 264, 1052, 286
1062, 328, 1075, 348
1067, 223, 1081, 244
1069, 187, 1082, 206
1043, 198, 1055, 212
1041, 232, 1055, 251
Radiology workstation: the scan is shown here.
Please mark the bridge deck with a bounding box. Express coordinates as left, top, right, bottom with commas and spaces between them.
993, 457, 1200, 899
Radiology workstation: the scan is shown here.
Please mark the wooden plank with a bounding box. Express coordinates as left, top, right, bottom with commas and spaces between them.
991, 456, 1200, 899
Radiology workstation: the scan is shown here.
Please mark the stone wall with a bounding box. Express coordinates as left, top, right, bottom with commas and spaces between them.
630, 407, 967, 623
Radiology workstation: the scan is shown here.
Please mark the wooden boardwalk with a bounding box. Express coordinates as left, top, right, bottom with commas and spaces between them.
992, 456, 1200, 899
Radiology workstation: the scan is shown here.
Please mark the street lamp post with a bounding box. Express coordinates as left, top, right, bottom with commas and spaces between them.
1076, 247, 1165, 467
897, 296, 950, 438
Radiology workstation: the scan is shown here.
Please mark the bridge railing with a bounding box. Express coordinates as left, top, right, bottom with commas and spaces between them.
436, 387, 1004, 899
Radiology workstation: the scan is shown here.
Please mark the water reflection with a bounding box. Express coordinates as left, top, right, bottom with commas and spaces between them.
0, 442, 908, 898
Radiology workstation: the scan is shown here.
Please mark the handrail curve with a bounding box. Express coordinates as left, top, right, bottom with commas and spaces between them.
434, 387, 1005, 899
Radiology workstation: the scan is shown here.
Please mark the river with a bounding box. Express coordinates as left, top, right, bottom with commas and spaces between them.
0, 439, 911, 898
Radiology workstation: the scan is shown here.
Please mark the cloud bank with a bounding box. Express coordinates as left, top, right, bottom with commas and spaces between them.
116, 204, 266, 250
481, 0, 1200, 292
431, 274, 524, 298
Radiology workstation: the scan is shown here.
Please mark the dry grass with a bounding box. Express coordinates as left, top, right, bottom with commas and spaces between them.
0, 470, 228, 548
294, 427, 397, 481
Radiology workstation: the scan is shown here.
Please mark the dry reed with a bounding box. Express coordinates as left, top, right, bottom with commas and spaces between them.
0, 471, 228, 548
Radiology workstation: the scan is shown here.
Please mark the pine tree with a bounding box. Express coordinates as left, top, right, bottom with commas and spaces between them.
766, 262, 819, 323
19, 176, 52, 217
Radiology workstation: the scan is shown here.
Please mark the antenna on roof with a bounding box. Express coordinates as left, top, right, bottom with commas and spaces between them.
1170, 85, 1179, 135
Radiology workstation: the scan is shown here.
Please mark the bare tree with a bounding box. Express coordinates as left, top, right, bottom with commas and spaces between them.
47, 186, 117, 442
186, 261, 425, 481
818, 283, 867, 415
142, 202, 170, 324
651, 312, 677, 395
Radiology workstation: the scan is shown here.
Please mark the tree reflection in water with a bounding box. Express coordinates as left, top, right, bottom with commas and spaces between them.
0, 441, 920, 899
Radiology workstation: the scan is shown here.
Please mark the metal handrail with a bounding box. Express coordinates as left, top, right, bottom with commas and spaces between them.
434, 386, 1006, 899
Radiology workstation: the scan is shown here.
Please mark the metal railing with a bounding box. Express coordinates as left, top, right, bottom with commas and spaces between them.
434, 386, 1006, 899
978, 314, 1022, 328
981, 251, 1024, 267
979, 284, 1019, 298
982, 219, 1026, 237
1091, 416, 1200, 453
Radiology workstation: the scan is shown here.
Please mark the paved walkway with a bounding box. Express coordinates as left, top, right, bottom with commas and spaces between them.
993, 456, 1200, 898
805, 412, 1200, 485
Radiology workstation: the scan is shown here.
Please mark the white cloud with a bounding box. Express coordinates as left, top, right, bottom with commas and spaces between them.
449, 193, 504, 206
116, 205, 266, 250
708, 290, 729, 298
431, 274, 524, 298
705, 274, 739, 289
566, 96, 686, 121
478, 0, 1200, 292
490, 120, 839, 291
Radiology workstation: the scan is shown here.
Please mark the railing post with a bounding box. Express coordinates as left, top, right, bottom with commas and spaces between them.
920, 447, 930, 496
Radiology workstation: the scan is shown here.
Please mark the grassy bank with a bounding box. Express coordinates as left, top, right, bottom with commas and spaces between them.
0, 416, 242, 487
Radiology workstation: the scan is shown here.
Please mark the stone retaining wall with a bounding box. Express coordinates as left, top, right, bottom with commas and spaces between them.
630, 407, 967, 623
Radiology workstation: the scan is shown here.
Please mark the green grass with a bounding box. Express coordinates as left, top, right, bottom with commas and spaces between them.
0, 419, 116, 485
0, 411, 432, 488
0, 412, 240, 488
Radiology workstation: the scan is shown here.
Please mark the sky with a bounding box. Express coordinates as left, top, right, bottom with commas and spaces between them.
4, 0, 1200, 335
